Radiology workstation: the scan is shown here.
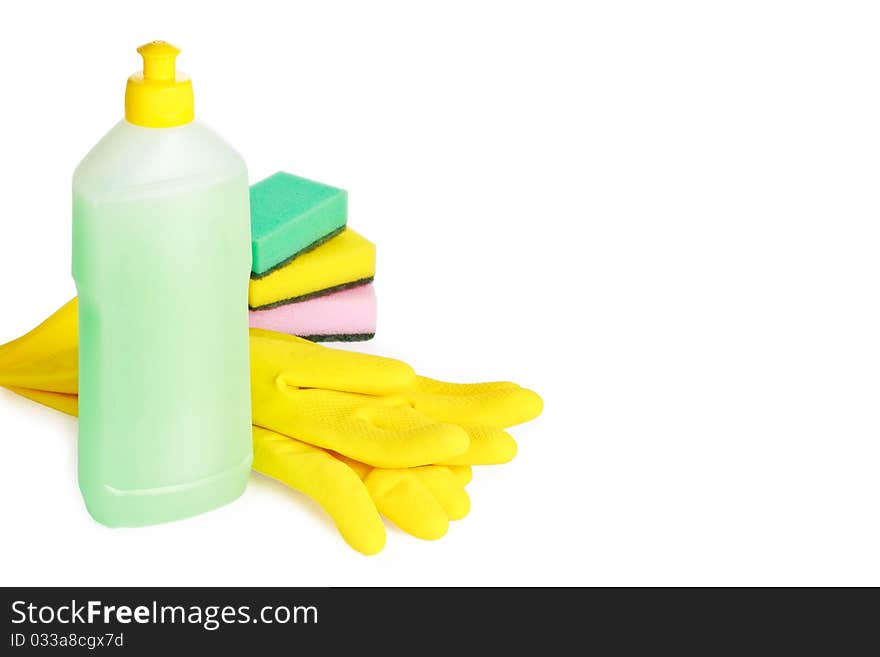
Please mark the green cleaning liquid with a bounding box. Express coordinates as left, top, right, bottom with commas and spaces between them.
71, 42, 252, 526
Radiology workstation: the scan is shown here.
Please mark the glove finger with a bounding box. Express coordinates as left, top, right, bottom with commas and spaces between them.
351, 399, 472, 468
332, 452, 372, 480
250, 331, 416, 395
410, 376, 544, 428
437, 426, 517, 466
446, 465, 472, 486
252, 386, 470, 469
0, 348, 78, 393
335, 455, 473, 488
252, 427, 386, 556
412, 466, 471, 521
0, 298, 78, 369
5, 386, 79, 416
365, 468, 449, 540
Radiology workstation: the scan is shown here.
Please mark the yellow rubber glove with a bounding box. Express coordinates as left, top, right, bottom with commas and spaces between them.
0, 299, 543, 554
6, 386, 473, 555
249, 331, 534, 467
0, 299, 543, 467
254, 427, 473, 544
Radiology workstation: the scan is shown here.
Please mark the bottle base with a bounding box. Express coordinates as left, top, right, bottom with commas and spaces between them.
81, 454, 252, 527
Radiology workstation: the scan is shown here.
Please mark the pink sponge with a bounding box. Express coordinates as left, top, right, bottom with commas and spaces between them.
249, 283, 376, 342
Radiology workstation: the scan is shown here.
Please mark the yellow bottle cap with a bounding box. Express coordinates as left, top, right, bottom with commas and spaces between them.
125, 41, 194, 128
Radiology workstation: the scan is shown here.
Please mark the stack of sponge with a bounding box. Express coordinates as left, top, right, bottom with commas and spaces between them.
248, 172, 377, 341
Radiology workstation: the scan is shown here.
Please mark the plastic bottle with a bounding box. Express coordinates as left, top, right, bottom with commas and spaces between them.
72, 42, 253, 526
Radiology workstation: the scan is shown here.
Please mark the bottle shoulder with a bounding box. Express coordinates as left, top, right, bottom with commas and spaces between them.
73, 120, 247, 200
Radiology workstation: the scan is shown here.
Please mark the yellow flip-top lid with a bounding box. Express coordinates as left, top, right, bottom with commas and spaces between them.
125, 41, 194, 128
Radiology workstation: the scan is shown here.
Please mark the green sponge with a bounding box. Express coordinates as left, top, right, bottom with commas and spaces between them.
250, 172, 348, 277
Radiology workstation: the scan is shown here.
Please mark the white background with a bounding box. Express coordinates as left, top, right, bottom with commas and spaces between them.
1, 1, 878, 586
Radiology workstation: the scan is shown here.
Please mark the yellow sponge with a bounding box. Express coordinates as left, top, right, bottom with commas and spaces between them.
248, 228, 375, 310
